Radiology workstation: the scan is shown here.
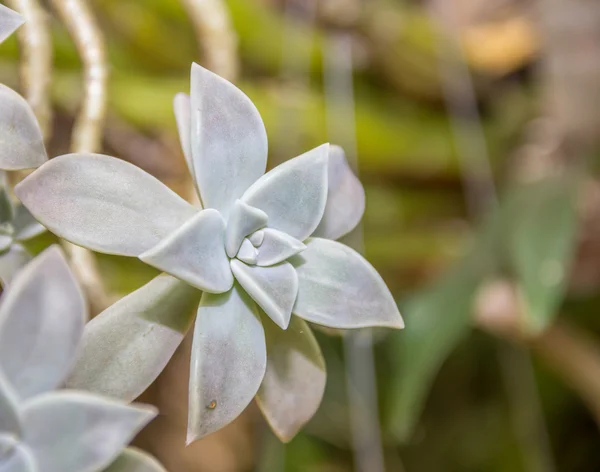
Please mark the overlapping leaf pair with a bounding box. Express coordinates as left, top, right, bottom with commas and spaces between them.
16, 64, 404, 442
0, 247, 163, 472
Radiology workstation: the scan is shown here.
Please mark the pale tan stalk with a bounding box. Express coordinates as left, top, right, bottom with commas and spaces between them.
50, 0, 110, 313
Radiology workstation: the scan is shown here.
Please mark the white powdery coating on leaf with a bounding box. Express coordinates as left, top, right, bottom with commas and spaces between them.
140, 209, 233, 293
15, 154, 198, 257
242, 144, 330, 242
66, 274, 200, 402
231, 260, 298, 330
292, 238, 403, 329
190, 63, 268, 217
188, 285, 266, 442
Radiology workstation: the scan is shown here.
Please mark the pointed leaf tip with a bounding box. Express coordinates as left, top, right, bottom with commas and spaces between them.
292, 238, 403, 329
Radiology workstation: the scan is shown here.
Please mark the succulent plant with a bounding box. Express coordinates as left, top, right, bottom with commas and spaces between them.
0, 247, 165, 472
15, 64, 404, 443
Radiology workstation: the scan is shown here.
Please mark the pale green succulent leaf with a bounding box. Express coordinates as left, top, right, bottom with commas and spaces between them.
0, 86, 47, 171
0, 4, 23, 44
12, 206, 45, 242
20, 391, 155, 472
15, 154, 197, 257
224, 199, 268, 258
173, 93, 194, 180
67, 274, 201, 402
507, 177, 579, 333
0, 246, 85, 400
0, 245, 31, 287
236, 238, 258, 265
0, 436, 37, 472
255, 228, 305, 267
242, 144, 329, 242
313, 145, 365, 241
188, 284, 266, 443
104, 447, 166, 472
190, 63, 268, 217
256, 315, 326, 443
292, 238, 403, 329
140, 209, 233, 293
230, 260, 298, 330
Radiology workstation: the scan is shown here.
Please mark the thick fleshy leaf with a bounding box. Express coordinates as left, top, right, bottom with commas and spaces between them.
188, 285, 266, 442
225, 199, 268, 258
140, 209, 233, 294
249, 230, 264, 246
0, 246, 85, 399
0, 4, 23, 44
255, 228, 306, 267
0, 371, 19, 436
230, 260, 298, 330
236, 238, 258, 265
104, 447, 166, 472
173, 93, 193, 177
0, 245, 31, 286
67, 274, 201, 402
15, 154, 197, 257
256, 315, 326, 442
242, 144, 329, 242
12, 206, 45, 242
312, 145, 365, 240
0, 86, 46, 171
21, 392, 155, 472
190, 63, 267, 217
0, 437, 36, 472
292, 238, 403, 329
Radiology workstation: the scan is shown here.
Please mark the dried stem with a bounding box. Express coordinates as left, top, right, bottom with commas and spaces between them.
50, 0, 110, 313
179, 0, 239, 81
7, 0, 53, 140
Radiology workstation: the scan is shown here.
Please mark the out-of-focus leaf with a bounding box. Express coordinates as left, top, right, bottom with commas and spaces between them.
104, 447, 166, 472
386, 261, 479, 441
385, 212, 500, 441
506, 176, 580, 333
20, 391, 155, 472
256, 315, 326, 443
313, 145, 366, 241
0, 85, 47, 171
0, 246, 85, 400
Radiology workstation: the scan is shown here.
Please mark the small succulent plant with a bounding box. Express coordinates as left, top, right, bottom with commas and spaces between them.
0, 247, 165, 472
16, 64, 404, 442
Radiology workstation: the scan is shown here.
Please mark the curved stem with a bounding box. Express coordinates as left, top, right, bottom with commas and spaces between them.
50, 0, 110, 313
179, 0, 238, 81
7, 0, 53, 140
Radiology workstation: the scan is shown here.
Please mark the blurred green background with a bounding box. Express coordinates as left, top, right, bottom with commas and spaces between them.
3, 0, 600, 470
